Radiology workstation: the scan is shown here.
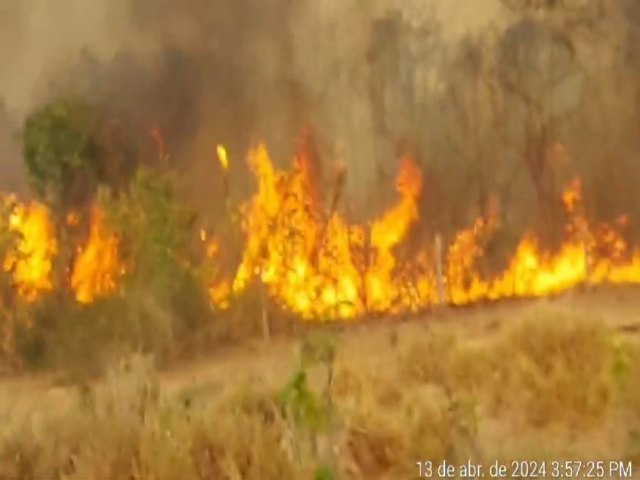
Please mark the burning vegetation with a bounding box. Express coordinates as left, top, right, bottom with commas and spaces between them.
70, 206, 123, 304
5, 3, 640, 478
3, 135, 640, 325
2, 198, 56, 302
205, 142, 640, 318
2, 0, 640, 373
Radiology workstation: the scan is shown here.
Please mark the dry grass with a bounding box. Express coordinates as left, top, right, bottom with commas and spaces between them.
1, 302, 640, 480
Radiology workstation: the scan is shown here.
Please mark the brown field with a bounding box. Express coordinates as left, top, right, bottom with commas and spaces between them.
1, 287, 640, 480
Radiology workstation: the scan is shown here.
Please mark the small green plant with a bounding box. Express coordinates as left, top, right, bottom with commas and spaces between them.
279, 331, 340, 475
280, 368, 331, 447
611, 334, 633, 390
626, 429, 640, 465
280, 333, 337, 433
313, 464, 338, 480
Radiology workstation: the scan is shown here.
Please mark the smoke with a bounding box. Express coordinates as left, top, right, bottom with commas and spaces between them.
286, 0, 505, 217
0, 0, 509, 214
2, 0, 637, 242
0, 0, 295, 201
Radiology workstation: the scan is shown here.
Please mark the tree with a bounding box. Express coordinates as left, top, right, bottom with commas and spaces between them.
23, 95, 140, 212
495, 18, 585, 249
23, 95, 140, 299
23, 97, 100, 212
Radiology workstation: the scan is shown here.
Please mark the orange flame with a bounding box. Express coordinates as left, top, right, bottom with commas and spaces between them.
216, 144, 430, 319
442, 179, 640, 306
71, 206, 123, 304
3, 200, 56, 302
217, 145, 229, 171
206, 146, 640, 320
5, 139, 640, 322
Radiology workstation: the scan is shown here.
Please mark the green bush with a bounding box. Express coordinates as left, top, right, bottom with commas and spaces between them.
96, 168, 214, 362
22, 96, 138, 212
23, 97, 98, 210
0, 88, 217, 375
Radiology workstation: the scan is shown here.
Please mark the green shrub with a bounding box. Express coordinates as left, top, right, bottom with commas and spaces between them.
94, 168, 214, 362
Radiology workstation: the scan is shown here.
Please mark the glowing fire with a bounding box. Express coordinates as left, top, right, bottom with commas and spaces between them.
0, 198, 123, 304
2, 199, 56, 301
220, 142, 433, 318
206, 143, 640, 320
4, 138, 640, 321
441, 179, 640, 306
71, 206, 123, 304
219, 142, 471, 317
217, 145, 229, 171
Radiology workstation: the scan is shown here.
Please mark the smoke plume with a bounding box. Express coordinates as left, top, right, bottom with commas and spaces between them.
1, 0, 639, 239
0, 0, 507, 212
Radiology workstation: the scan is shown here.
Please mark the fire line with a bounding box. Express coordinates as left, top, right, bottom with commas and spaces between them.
3, 143, 640, 321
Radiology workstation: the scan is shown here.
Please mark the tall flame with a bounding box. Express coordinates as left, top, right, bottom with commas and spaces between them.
4, 139, 640, 322
3, 200, 56, 302
207, 145, 640, 320
366, 155, 423, 311
217, 145, 229, 172
71, 206, 123, 304
222, 145, 442, 319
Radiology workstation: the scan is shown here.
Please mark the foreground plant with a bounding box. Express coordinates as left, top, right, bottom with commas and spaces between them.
280, 332, 339, 477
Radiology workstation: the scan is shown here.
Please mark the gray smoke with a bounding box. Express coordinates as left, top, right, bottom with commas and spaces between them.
0, 0, 505, 214
1, 0, 639, 243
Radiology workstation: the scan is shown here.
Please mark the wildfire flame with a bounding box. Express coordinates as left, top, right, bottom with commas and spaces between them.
216, 145, 440, 318
2, 200, 56, 302
0, 199, 123, 304
4, 139, 640, 322
206, 143, 640, 320
71, 206, 123, 304
217, 145, 229, 172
